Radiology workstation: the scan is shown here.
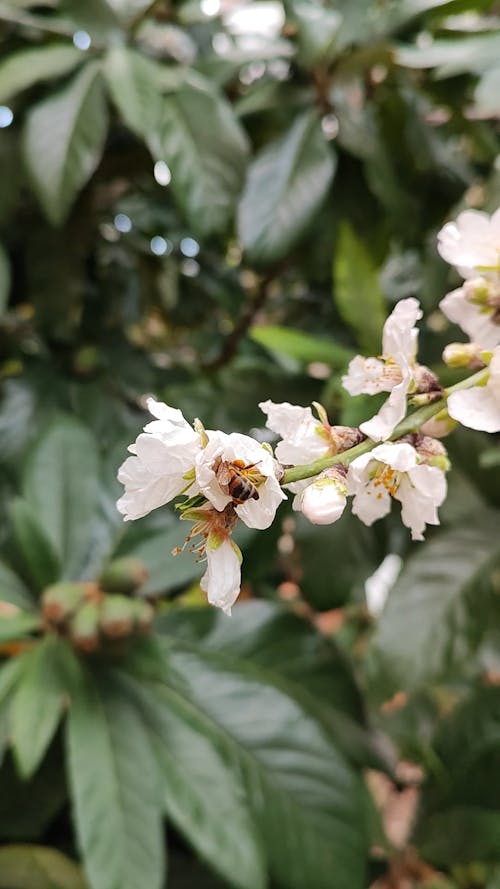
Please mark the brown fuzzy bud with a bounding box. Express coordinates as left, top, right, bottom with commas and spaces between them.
70, 601, 100, 652
330, 426, 365, 453
402, 434, 450, 470
99, 594, 135, 639
99, 557, 149, 595
413, 364, 443, 395
42, 582, 88, 626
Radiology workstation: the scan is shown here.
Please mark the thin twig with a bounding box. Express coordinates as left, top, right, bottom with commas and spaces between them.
202, 274, 274, 371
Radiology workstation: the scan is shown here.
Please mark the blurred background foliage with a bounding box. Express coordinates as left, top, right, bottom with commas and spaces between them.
0, 0, 500, 887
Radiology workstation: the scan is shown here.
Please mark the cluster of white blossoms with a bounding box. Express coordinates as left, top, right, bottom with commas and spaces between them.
117, 207, 500, 614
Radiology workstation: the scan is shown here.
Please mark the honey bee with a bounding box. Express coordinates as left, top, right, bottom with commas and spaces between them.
214, 458, 261, 505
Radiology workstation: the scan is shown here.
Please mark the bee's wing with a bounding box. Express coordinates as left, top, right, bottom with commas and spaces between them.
216, 464, 232, 486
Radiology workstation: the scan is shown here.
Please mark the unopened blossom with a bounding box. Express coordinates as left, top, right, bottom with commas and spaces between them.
299, 469, 347, 525
447, 347, 500, 432
438, 209, 500, 348
342, 298, 423, 441
347, 442, 447, 541
195, 430, 286, 530
117, 399, 201, 520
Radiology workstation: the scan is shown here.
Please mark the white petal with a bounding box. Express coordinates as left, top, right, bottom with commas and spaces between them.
299, 479, 346, 525
448, 387, 500, 432
382, 298, 422, 360
437, 210, 500, 278
236, 475, 286, 529
440, 288, 500, 349
116, 456, 185, 520
259, 399, 315, 438
395, 468, 446, 541
342, 356, 394, 396
370, 442, 418, 472
360, 364, 412, 441
200, 537, 241, 615
146, 398, 187, 424
351, 482, 392, 526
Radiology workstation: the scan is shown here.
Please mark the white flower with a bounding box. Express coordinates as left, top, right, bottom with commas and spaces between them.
259, 400, 330, 465
437, 209, 500, 279
447, 347, 500, 432
440, 280, 500, 350
117, 398, 201, 521
299, 474, 347, 525
347, 442, 447, 541
342, 298, 423, 442
195, 431, 286, 530
200, 533, 242, 616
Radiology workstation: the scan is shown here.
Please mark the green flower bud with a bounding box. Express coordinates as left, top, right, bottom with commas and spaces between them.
70, 601, 100, 652
42, 582, 88, 626
99, 594, 136, 639
99, 557, 149, 595
132, 600, 155, 635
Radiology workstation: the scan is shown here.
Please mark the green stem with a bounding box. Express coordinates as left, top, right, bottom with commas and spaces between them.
282, 367, 489, 485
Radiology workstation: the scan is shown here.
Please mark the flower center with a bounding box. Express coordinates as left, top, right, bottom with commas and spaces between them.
371, 464, 402, 498
174, 503, 238, 560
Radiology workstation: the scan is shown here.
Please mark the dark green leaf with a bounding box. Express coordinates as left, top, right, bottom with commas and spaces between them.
66, 669, 164, 889
9, 499, 61, 591
23, 416, 100, 579
0, 44, 84, 104
103, 46, 164, 140
164, 647, 368, 889
114, 669, 266, 889
333, 222, 386, 353
10, 637, 75, 778
0, 241, 10, 313
285, 0, 342, 67
153, 73, 249, 236
367, 512, 500, 699
418, 807, 500, 866
0, 745, 67, 841
0, 613, 40, 643
23, 61, 108, 225
121, 526, 199, 596
238, 111, 337, 265
0, 844, 87, 889
0, 561, 35, 609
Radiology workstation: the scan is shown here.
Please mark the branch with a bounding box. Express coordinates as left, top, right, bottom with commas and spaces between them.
282, 367, 489, 485
201, 274, 273, 371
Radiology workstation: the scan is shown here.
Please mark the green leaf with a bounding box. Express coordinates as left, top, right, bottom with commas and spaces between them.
66, 670, 164, 889
367, 512, 500, 699
23, 416, 100, 579
0, 560, 34, 610
250, 324, 353, 367
114, 669, 266, 889
0, 844, 87, 889
23, 61, 108, 225
0, 241, 10, 313
285, 0, 342, 67
10, 637, 75, 778
475, 67, 500, 117
103, 46, 164, 140
9, 499, 61, 591
396, 33, 500, 78
333, 222, 386, 353
162, 647, 367, 889
238, 111, 337, 266
0, 44, 84, 104
0, 744, 67, 841
121, 527, 200, 596
418, 807, 500, 866
0, 613, 40, 643
152, 73, 249, 236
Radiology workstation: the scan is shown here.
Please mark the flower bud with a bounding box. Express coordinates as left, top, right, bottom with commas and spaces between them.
99, 557, 149, 595
70, 601, 100, 652
99, 594, 136, 639
42, 582, 88, 626
413, 435, 450, 471
132, 599, 155, 634
442, 341, 486, 370
300, 470, 347, 525
412, 364, 442, 395
420, 410, 457, 439
463, 276, 495, 306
